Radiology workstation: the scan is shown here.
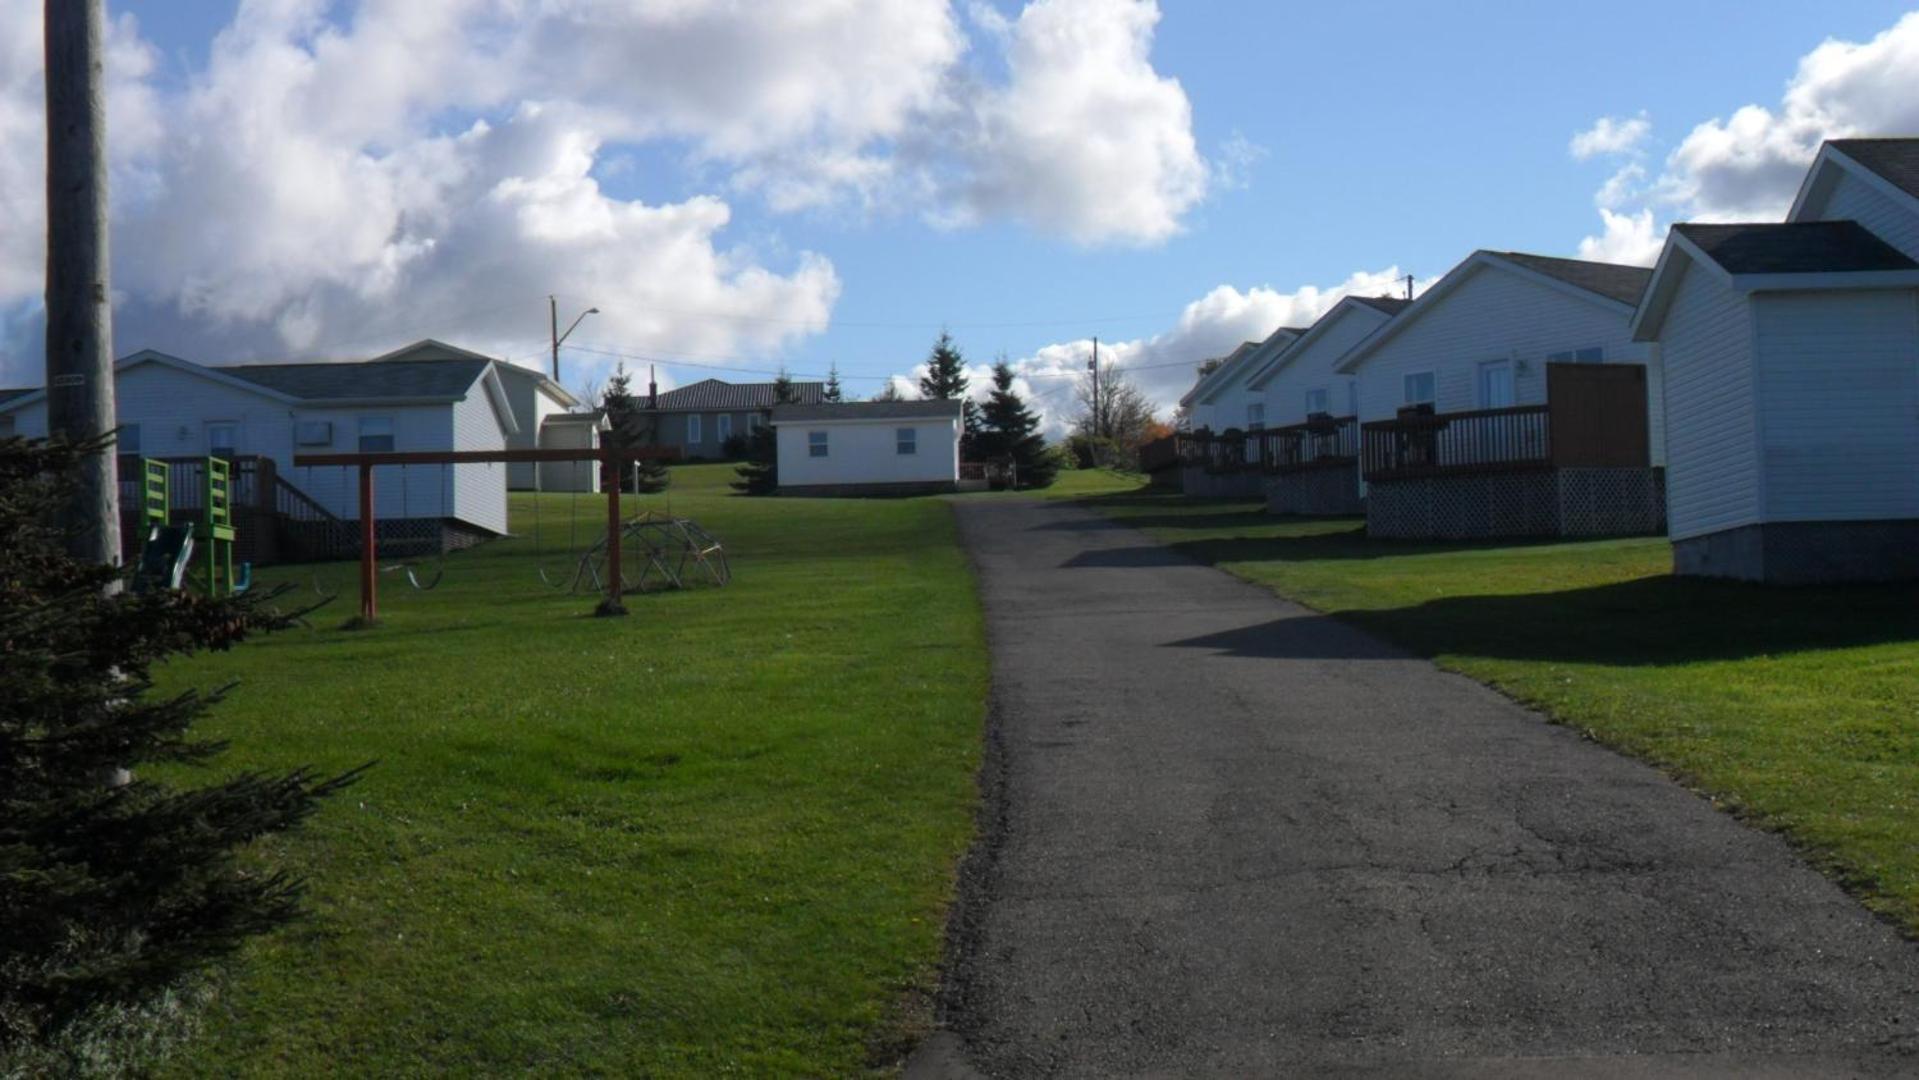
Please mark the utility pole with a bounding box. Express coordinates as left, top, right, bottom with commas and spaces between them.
44, 0, 120, 568
549, 296, 560, 381
1088, 336, 1100, 439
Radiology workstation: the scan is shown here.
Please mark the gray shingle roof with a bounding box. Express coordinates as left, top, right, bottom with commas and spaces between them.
651, 378, 828, 411
224, 357, 492, 400
1351, 295, 1412, 315
1830, 138, 1919, 203
772, 399, 962, 423
1494, 252, 1653, 306
1675, 221, 1918, 274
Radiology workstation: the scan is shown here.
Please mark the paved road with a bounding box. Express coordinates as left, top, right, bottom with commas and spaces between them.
918, 498, 1919, 1079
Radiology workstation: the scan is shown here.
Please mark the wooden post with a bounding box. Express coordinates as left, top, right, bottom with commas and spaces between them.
357, 463, 377, 625
596, 452, 626, 617
44, 0, 120, 569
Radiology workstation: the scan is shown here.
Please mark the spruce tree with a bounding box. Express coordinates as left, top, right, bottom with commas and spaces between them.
599, 363, 669, 494
0, 436, 361, 1056
731, 370, 797, 495
823, 363, 844, 403
918, 331, 981, 457
980, 361, 1057, 489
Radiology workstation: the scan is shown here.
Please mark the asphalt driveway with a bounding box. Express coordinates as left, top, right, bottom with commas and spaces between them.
916, 497, 1919, 1079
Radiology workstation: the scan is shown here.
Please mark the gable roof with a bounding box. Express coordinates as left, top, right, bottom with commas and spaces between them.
1491, 252, 1652, 306
1633, 219, 1919, 340
1246, 297, 1404, 390
1790, 137, 1919, 222
651, 378, 829, 411
772, 399, 962, 423
225, 356, 494, 401
1336, 250, 1650, 375
1190, 331, 1306, 406
1672, 221, 1917, 275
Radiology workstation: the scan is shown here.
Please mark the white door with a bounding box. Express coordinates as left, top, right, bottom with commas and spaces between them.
1478, 361, 1514, 408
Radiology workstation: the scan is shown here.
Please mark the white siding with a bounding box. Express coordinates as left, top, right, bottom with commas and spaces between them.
538, 422, 602, 492
1753, 289, 1919, 524
1806, 170, 1919, 264
775, 418, 960, 487
1660, 264, 1761, 541
1350, 264, 1664, 463
1258, 306, 1386, 425
448, 387, 509, 533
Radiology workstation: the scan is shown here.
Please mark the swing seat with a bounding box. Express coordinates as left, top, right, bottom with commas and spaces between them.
231, 561, 252, 595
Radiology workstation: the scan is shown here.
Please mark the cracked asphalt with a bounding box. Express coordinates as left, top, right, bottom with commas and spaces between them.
916, 498, 1919, 1079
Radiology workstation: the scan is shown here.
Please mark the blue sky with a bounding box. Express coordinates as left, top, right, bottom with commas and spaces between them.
7, 1, 1919, 424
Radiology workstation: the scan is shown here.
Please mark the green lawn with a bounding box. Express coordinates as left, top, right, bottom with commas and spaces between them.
1078, 487, 1919, 934
156, 464, 988, 1076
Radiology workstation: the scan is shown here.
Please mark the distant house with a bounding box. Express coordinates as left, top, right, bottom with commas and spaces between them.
639, 377, 828, 459
1632, 220, 1919, 582
1174, 331, 1303, 497
1242, 295, 1410, 515
1334, 250, 1662, 540
770, 400, 963, 496
0, 343, 525, 558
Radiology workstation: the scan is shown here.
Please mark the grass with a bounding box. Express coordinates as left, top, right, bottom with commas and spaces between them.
1076, 486, 1919, 934
153, 464, 989, 1076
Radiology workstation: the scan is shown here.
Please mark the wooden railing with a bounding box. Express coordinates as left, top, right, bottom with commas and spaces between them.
1253, 415, 1357, 473
1138, 434, 1180, 473
1359, 363, 1651, 482
116, 454, 357, 563
1175, 431, 1250, 473
1361, 405, 1549, 481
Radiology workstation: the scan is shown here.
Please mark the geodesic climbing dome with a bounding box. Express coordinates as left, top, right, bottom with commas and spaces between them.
565, 509, 730, 595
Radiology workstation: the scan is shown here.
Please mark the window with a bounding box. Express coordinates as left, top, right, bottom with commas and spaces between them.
1477, 360, 1515, 408
356, 416, 394, 453
1304, 388, 1330, 417
717, 413, 733, 444
295, 420, 333, 446
1547, 346, 1604, 364
1403, 371, 1436, 405
896, 427, 917, 455
808, 430, 829, 457
687, 414, 702, 444
748, 412, 763, 432
117, 423, 141, 454
206, 421, 238, 459
1245, 403, 1265, 431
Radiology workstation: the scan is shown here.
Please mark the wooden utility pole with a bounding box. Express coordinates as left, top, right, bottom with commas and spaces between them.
44, 0, 120, 567
1089, 336, 1101, 439
549, 295, 560, 381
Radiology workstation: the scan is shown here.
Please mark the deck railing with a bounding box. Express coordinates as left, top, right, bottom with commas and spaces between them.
1361, 404, 1550, 481
1253, 415, 1358, 473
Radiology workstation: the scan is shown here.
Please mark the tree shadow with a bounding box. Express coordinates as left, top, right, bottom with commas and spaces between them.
1164, 613, 1405, 661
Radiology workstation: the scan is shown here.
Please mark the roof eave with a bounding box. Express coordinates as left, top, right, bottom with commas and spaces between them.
1730, 268, 1919, 293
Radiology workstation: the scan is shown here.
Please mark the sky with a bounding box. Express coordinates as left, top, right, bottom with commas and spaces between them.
4, 0, 1919, 433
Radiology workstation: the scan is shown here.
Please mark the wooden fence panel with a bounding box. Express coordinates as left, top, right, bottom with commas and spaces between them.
1547, 363, 1649, 468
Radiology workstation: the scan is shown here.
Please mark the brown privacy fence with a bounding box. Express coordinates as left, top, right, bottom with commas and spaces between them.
1362, 363, 1650, 482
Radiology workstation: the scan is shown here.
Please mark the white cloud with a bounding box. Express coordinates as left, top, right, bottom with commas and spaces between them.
935, 0, 1209, 245
1573, 12, 1919, 265
881, 268, 1423, 436
0, 0, 1212, 382
1570, 114, 1650, 160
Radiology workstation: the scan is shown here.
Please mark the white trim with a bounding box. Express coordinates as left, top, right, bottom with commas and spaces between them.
1730, 269, 1919, 293
1336, 252, 1639, 375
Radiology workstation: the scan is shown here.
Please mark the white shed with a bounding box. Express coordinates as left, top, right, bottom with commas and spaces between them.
771, 400, 962, 496
0, 346, 518, 544
1632, 220, 1919, 582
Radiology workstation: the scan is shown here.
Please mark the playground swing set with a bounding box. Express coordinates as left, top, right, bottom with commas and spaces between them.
292, 445, 704, 625
132, 455, 252, 597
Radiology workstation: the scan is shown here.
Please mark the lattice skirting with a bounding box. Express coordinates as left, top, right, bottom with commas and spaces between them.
1367, 468, 1665, 540
1179, 467, 1267, 499
1265, 463, 1363, 517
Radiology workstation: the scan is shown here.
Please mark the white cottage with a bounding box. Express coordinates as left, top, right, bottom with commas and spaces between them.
1240, 295, 1410, 514
1183, 332, 1302, 436
1334, 251, 1662, 539
1631, 220, 1919, 582
0, 345, 522, 553
771, 399, 962, 496
1789, 138, 1919, 261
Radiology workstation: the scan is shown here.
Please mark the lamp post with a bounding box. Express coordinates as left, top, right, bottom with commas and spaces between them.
549, 296, 599, 383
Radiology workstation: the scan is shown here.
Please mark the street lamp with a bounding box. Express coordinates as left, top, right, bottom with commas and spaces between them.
549, 296, 599, 382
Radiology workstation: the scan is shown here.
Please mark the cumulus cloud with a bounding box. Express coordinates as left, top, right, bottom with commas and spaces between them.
879, 268, 1423, 436
1575, 208, 1662, 267
1570, 114, 1650, 160
0, 0, 1211, 382
1574, 11, 1919, 260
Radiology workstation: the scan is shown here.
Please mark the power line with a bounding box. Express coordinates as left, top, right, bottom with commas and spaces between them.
549, 293, 1191, 332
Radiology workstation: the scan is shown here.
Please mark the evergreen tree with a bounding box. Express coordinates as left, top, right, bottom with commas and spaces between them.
0, 436, 361, 1055
979, 360, 1058, 489
731, 370, 798, 495
918, 331, 981, 456
823, 363, 844, 403
598, 363, 669, 494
